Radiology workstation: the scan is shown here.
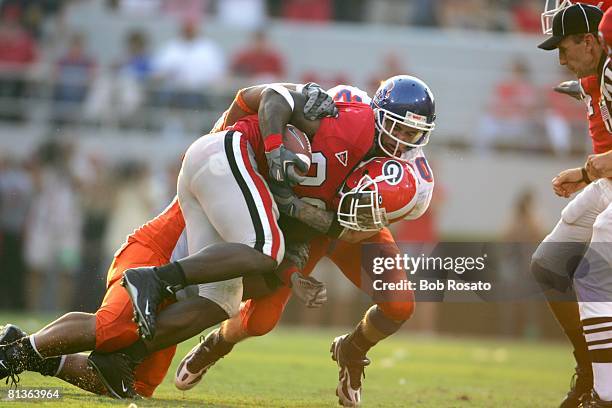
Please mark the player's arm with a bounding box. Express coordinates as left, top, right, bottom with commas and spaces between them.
259, 88, 321, 138
259, 88, 323, 184
552, 166, 592, 198
273, 183, 379, 243
215, 83, 337, 132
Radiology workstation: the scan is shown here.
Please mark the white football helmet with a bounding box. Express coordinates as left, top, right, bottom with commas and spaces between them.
542, 0, 573, 34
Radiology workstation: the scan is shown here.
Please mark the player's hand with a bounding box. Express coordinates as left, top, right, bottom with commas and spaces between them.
552, 167, 588, 198
284, 241, 310, 271
302, 82, 339, 120
290, 272, 327, 308
265, 145, 309, 185
268, 180, 307, 218
553, 80, 583, 100
586, 151, 612, 179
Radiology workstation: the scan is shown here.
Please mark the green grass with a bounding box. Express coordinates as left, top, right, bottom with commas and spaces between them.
0, 313, 573, 407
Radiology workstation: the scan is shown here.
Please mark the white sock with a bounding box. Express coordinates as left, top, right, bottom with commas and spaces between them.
54, 355, 67, 377
593, 362, 612, 401
29, 335, 44, 359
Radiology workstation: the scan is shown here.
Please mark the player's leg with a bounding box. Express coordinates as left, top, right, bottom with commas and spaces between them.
122, 130, 284, 339
0, 258, 135, 390
53, 354, 107, 395
530, 182, 607, 407
173, 239, 329, 391
573, 194, 612, 405
327, 228, 414, 407
174, 286, 292, 390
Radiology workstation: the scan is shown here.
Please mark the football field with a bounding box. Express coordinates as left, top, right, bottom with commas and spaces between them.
0, 313, 572, 407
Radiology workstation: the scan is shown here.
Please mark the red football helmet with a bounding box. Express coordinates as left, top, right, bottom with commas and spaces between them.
336, 157, 417, 231
542, 0, 610, 34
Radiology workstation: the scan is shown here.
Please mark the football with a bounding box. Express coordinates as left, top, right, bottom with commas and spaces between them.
283, 125, 312, 175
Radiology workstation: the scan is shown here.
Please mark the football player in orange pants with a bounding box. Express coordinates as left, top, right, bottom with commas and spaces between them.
173, 81, 434, 407
0, 83, 337, 399
0, 198, 238, 398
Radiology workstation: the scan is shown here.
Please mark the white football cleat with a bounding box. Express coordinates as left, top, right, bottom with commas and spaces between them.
174, 333, 222, 391
330, 334, 370, 407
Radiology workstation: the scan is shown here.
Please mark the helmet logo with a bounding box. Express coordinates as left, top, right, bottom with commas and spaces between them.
376, 80, 395, 102
335, 150, 348, 167
382, 160, 404, 185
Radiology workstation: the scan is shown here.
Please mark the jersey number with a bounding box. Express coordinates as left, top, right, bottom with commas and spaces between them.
299, 152, 327, 209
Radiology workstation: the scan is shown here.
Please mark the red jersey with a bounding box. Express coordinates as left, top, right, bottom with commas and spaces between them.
580, 68, 612, 153
230, 102, 376, 210
294, 102, 375, 209
572, 0, 612, 11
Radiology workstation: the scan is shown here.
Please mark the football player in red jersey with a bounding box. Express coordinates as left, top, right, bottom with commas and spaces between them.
0, 78, 435, 403
172, 81, 435, 407
539, 4, 612, 407
120, 74, 435, 344
128, 76, 434, 406
0, 84, 339, 399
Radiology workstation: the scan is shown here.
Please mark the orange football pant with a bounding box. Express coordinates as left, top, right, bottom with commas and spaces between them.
95, 241, 176, 397
240, 228, 415, 336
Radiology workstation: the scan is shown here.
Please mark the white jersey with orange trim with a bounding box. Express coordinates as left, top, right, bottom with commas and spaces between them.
326, 84, 434, 221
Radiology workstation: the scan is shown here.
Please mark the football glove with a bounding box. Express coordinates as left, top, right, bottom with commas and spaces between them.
265, 145, 309, 185
269, 180, 307, 217
290, 271, 327, 308
302, 82, 339, 120
554, 80, 583, 101
284, 241, 310, 271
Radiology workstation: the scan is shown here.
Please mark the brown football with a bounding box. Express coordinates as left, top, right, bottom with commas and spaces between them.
283, 125, 312, 175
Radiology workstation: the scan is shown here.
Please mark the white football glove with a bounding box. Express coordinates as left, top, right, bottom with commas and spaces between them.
554, 80, 583, 101
290, 272, 327, 308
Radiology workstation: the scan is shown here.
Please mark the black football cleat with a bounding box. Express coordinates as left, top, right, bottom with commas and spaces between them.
330, 334, 370, 407
579, 391, 612, 407
0, 344, 22, 387
560, 365, 593, 408
121, 266, 173, 340
0, 325, 27, 346
88, 351, 139, 399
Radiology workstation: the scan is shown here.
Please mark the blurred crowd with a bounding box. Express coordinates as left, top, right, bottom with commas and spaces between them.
0, 0, 589, 153
0, 139, 178, 313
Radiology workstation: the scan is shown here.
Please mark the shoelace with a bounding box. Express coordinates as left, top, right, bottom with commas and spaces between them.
4, 370, 20, 389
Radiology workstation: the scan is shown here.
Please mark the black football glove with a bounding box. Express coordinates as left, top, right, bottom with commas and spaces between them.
265, 145, 309, 185
554, 80, 583, 101
284, 241, 311, 271
269, 180, 307, 217
302, 82, 339, 120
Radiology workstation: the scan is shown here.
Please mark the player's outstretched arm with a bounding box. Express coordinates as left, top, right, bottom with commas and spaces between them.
552, 167, 591, 197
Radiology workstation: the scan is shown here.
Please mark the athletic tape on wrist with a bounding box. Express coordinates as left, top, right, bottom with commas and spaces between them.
264, 133, 283, 152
